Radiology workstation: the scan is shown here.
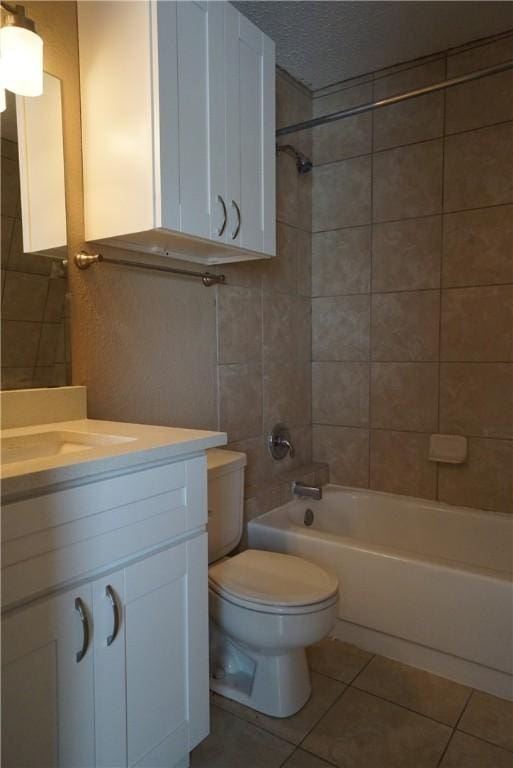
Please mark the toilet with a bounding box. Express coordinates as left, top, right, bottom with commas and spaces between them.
206, 449, 339, 718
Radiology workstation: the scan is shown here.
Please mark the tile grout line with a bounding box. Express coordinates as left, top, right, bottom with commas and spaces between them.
436, 52, 449, 503
307, 117, 513, 172
310, 200, 513, 234
311, 281, 513, 299
367, 73, 376, 489
435, 687, 475, 767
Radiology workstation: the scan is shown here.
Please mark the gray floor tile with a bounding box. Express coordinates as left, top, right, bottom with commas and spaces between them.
302, 687, 451, 768
190, 705, 294, 768
440, 731, 513, 768
458, 690, 513, 752
307, 637, 373, 683
283, 749, 336, 767
212, 672, 345, 745
353, 655, 471, 725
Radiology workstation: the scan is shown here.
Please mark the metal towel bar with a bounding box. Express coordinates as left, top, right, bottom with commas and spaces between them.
74, 251, 226, 287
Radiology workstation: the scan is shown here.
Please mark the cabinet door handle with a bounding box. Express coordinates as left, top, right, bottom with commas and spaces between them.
105, 584, 120, 647
75, 597, 89, 663
231, 200, 241, 240
217, 195, 227, 236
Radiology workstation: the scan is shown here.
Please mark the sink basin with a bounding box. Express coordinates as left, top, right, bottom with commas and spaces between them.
1, 430, 136, 465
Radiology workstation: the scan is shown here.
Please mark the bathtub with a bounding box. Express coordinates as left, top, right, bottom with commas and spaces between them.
248, 485, 513, 700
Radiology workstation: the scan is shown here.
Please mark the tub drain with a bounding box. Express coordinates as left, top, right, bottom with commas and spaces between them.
304, 508, 314, 526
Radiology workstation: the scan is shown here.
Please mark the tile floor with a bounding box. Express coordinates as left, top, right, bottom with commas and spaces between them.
191, 638, 513, 768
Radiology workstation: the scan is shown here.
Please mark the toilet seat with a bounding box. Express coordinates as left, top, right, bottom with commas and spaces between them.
208, 549, 338, 615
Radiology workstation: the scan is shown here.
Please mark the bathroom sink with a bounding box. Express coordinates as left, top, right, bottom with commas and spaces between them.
1, 430, 136, 465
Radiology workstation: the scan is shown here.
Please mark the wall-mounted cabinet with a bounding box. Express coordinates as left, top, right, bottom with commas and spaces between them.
78, 1, 276, 265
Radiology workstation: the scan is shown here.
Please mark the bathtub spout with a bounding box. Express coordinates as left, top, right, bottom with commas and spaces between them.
292, 480, 323, 500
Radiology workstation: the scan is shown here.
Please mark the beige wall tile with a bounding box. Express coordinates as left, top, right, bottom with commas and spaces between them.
1, 320, 40, 367
374, 90, 443, 154
218, 363, 262, 442
36, 323, 60, 365
312, 295, 370, 361
447, 34, 513, 77
373, 140, 443, 222
371, 362, 439, 432
277, 71, 311, 130
313, 425, 369, 487
440, 363, 513, 438
313, 83, 372, 165
217, 285, 262, 365
312, 226, 371, 297
446, 70, 513, 135
373, 59, 445, 151
370, 430, 437, 499
444, 123, 513, 212
312, 155, 371, 231
442, 205, 513, 287
438, 437, 513, 514
43, 277, 66, 322
263, 358, 311, 431
372, 216, 441, 292
441, 285, 513, 362
0, 157, 19, 218
263, 223, 307, 296
1, 214, 14, 256
312, 362, 369, 427
2, 271, 49, 321
371, 290, 440, 362
263, 294, 310, 363
0, 367, 34, 390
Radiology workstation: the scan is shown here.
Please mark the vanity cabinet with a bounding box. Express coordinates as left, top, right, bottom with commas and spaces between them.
2, 454, 210, 768
77, 0, 275, 265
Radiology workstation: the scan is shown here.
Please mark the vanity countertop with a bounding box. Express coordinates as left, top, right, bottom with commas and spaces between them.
1, 417, 227, 499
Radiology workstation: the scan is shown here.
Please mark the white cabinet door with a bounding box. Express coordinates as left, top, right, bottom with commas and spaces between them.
123, 537, 207, 768
93, 571, 127, 768
176, 1, 211, 240
237, 13, 276, 256
2, 585, 96, 768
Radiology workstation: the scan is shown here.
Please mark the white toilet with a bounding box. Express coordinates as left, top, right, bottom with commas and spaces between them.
206, 449, 339, 718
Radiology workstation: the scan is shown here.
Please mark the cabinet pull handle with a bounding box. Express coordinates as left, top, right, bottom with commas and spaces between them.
75, 597, 89, 663
231, 200, 241, 240
106, 585, 120, 647
217, 195, 227, 236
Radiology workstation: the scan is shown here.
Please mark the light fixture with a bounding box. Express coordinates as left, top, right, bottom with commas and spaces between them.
0, 3, 43, 97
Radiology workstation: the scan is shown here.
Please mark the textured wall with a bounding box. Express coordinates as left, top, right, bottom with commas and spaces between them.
311, 33, 513, 514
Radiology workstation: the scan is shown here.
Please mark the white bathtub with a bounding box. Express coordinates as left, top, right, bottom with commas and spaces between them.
248, 485, 513, 700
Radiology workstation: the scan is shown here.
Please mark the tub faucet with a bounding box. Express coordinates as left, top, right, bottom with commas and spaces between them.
292, 480, 323, 501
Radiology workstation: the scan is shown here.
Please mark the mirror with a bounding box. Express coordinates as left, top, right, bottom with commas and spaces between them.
1, 72, 71, 391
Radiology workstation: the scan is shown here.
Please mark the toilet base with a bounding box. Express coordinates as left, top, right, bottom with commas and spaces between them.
209, 621, 311, 718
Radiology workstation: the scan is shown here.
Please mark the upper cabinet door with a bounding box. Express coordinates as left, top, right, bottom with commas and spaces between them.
237, 15, 276, 256
175, 1, 211, 240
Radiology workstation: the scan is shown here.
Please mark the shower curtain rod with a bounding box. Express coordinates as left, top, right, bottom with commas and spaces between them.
276, 59, 513, 137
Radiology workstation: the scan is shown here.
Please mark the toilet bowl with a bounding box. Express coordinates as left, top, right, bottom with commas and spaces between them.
207, 450, 339, 718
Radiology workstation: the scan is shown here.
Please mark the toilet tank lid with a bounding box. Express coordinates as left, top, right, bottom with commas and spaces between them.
207, 449, 247, 480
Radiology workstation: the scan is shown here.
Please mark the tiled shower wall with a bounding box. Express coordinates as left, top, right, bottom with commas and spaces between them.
310, 33, 513, 514
221, 70, 320, 527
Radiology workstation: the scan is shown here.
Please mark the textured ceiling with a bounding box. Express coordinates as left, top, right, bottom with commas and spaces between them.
233, 1, 513, 90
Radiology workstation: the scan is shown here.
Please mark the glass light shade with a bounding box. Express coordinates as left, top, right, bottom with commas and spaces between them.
0, 25, 43, 97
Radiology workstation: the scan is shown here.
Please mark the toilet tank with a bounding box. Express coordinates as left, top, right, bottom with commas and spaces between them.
207, 449, 247, 564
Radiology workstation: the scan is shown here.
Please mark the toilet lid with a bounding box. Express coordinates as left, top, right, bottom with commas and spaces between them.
208, 550, 338, 608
